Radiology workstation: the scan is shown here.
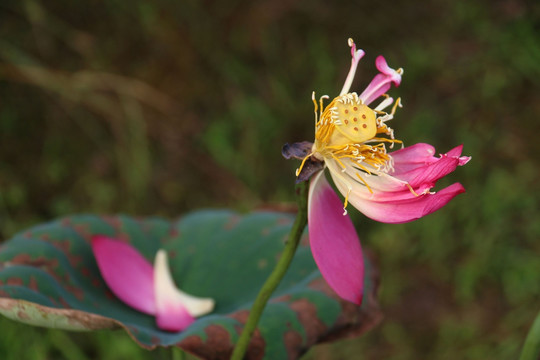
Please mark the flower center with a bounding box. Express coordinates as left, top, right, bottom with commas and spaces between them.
310, 93, 399, 175
295, 92, 404, 211
329, 93, 378, 145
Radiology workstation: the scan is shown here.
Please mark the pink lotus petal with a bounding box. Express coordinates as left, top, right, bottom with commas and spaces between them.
91, 237, 211, 332
393, 154, 464, 187
458, 156, 471, 166
329, 161, 430, 203
391, 144, 467, 173
359, 55, 402, 105
91, 236, 156, 314
308, 172, 364, 304
389, 143, 438, 168
390, 144, 471, 186
326, 159, 413, 195
445, 144, 464, 158
355, 170, 423, 194
375, 55, 402, 85
324, 159, 403, 194
358, 183, 434, 202
327, 162, 424, 198
155, 302, 194, 332
154, 251, 195, 332
347, 183, 466, 224
359, 74, 392, 105
445, 145, 471, 166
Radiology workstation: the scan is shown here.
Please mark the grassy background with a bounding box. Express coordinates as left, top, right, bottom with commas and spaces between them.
1, 0, 539, 359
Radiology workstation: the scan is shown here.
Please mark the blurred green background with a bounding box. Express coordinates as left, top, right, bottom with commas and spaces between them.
1, 0, 539, 359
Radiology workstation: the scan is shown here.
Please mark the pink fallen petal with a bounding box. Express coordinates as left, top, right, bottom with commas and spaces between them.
92, 237, 211, 332
308, 172, 364, 305
91, 236, 156, 314
154, 250, 196, 332
155, 302, 194, 332
347, 183, 466, 224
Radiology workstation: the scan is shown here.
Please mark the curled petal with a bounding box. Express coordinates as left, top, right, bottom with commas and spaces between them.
359, 56, 402, 105
343, 182, 466, 224
390, 144, 471, 187
375, 56, 402, 85
446, 146, 472, 166
388, 143, 438, 169
308, 172, 364, 304
328, 160, 432, 205
154, 250, 214, 317
326, 142, 469, 223
390, 143, 471, 174
394, 157, 464, 187
91, 235, 156, 314
334, 144, 471, 194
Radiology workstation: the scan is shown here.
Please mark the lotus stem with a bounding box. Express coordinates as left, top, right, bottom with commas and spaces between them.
231, 181, 309, 360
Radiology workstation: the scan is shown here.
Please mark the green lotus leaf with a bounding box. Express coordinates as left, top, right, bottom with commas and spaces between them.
0, 210, 381, 359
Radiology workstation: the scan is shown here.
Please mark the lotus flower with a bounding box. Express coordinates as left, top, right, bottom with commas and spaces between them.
91, 235, 215, 332
285, 38, 470, 305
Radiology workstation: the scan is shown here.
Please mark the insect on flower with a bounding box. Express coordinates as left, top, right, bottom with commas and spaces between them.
283, 38, 470, 304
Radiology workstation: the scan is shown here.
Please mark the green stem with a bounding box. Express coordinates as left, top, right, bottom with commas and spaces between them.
171, 347, 186, 360
231, 181, 309, 360
519, 309, 540, 360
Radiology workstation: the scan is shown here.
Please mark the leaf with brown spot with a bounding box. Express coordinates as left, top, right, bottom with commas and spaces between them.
0, 211, 381, 359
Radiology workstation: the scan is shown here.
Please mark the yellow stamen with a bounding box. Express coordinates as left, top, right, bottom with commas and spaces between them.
311, 92, 318, 129
355, 172, 374, 194
330, 153, 348, 171
295, 152, 313, 177
390, 97, 402, 116
303, 92, 408, 210
406, 183, 420, 197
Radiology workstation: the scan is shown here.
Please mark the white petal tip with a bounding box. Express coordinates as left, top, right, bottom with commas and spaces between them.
187, 297, 215, 317
154, 249, 216, 318
459, 156, 472, 165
